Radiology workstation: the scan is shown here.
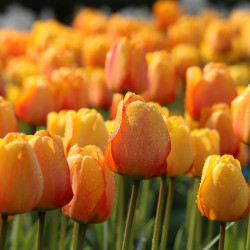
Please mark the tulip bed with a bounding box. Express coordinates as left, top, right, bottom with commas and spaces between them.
0, 1, 250, 250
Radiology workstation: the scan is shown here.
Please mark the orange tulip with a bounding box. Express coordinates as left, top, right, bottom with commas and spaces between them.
110, 93, 124, 120
0, 97, 18, 138
231, 85, 250, 145
105, 92, 171, 179
186, 128, 220, 177
105, 37, 148, 93
62, 145, 115, 224
0, 133, 43, 214
185, 63, 237, 120
200, 103, 240, 156
15, 75, 58, 125
145, 50, 178, 104
164, 116, 193, 176
64, 108, 109, 154
236, 143, 249, 167
29, 130, 73, 211
197, 155, 250, 222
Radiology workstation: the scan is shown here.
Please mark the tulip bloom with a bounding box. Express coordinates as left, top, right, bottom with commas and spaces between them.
197, 155, 250, 222
187, 128, 220, 177
200, 103, 240, 156
29, 130, 73, 211
110, 93, 124, 120
185, 63, 237, 120
164, 116, 193, 176
105, 92, 171, 179
231, 85, 250, 145
105, 37, 148, 93
0, 133, 43, 214
0, 97, 18, 138
63, 145, 115, 224
64, 108, 109, 154
145, 50, 178, 104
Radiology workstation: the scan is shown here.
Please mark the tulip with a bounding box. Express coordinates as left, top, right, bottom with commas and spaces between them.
105, 120, 117, 135
63, 144, 114, 223
231, 85, 250, 145
110, 93, 124, 120
105, 92, 171, 179
186, 128, 220, 177
0, 133, 43, 215
185, 63, 237, 120
0, 97, 18, 138
200, 103, 240, 156
145, 50, 178, 104
29, 130, 73, 211
229, 63, 250, 87
148, 102, 170, 117
236, 142, 249, 167
15, 75, 58, 125
105, 37, 148, 94
164, 116, 193, 176
197, 154, 250, 222
64, 108, 109, 154
153, 0, 182, 31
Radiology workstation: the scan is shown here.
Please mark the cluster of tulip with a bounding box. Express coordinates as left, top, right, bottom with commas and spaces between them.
0, 0, 249, 250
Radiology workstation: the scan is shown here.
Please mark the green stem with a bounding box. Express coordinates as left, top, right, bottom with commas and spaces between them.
122, 179, 141, 250
160, 177, 175, 250
186, 179, 194, 230
187, 177, 200, 250
71, 222, 79, 250
37, 212, 46, 250
77, 224, 87, 250
59, 214, 67, 250
140, 180, 150, 223
30, 124, 37, 134
49, 210, 59, 249
151, 176, 167, 250
247, 213, 250, 250
0, 215, 9, 250
196, 210, 202, 250
11, 214, 22, 250
218, 222, 226, 250
103, 221, 108, 250
205, 220, 214, 246
117, 176, 125, 250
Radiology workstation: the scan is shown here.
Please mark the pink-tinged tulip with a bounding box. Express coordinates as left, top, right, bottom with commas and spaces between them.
145, 50, 178, 104
29, 130, 73, 211
0, 133, 43, 214
200, 103, 240, 156
197, 155, 250, 222
186, 128, 220, 177
88, 68, 113, 108
0, 97, 18, 138
63, 145, 115, 224
110, 93, 124, 120
15, 75, 58, 125
185, 63, 237, 120
164, 116, 193, 176
105, 37, 148, 93
231, 85, 250, 145
105, 92, 171, 179
51, 67, 89, 110
64, 108, 109, 154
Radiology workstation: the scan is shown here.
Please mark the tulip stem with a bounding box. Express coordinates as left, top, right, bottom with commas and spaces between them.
247, 214, 250, 250
218, 222, 226, 250
160, 177, 175, 250
151, 175, 167, 250
0, 215, 9, 250
117, 175, 125, 250
59, 214, 67, 250
77, 224, 87, 250
37, 212, 46, 250
122, 179, 141, 250
71, 222, 79, 250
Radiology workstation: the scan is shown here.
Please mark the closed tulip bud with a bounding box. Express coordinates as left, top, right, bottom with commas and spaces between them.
64, 108, 109, 154
105, 37, 148, 93
145, 50, 178, 104
185, 63, 237, 120
29, 130, 73, 211
164, 116, 193, 176
110, 93, 124, 120
0, 133, 43, 214
200, 103, 240, 156
105, 120, 117, 135
197, 155, 250, 222
105, 92, 171, 179
63, 145, 115, 224
148, 102, 170, 117
15, 75, 58, 125
187, 128, 220, 177
231, 85, 250, 145
0, 97, 18, 138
